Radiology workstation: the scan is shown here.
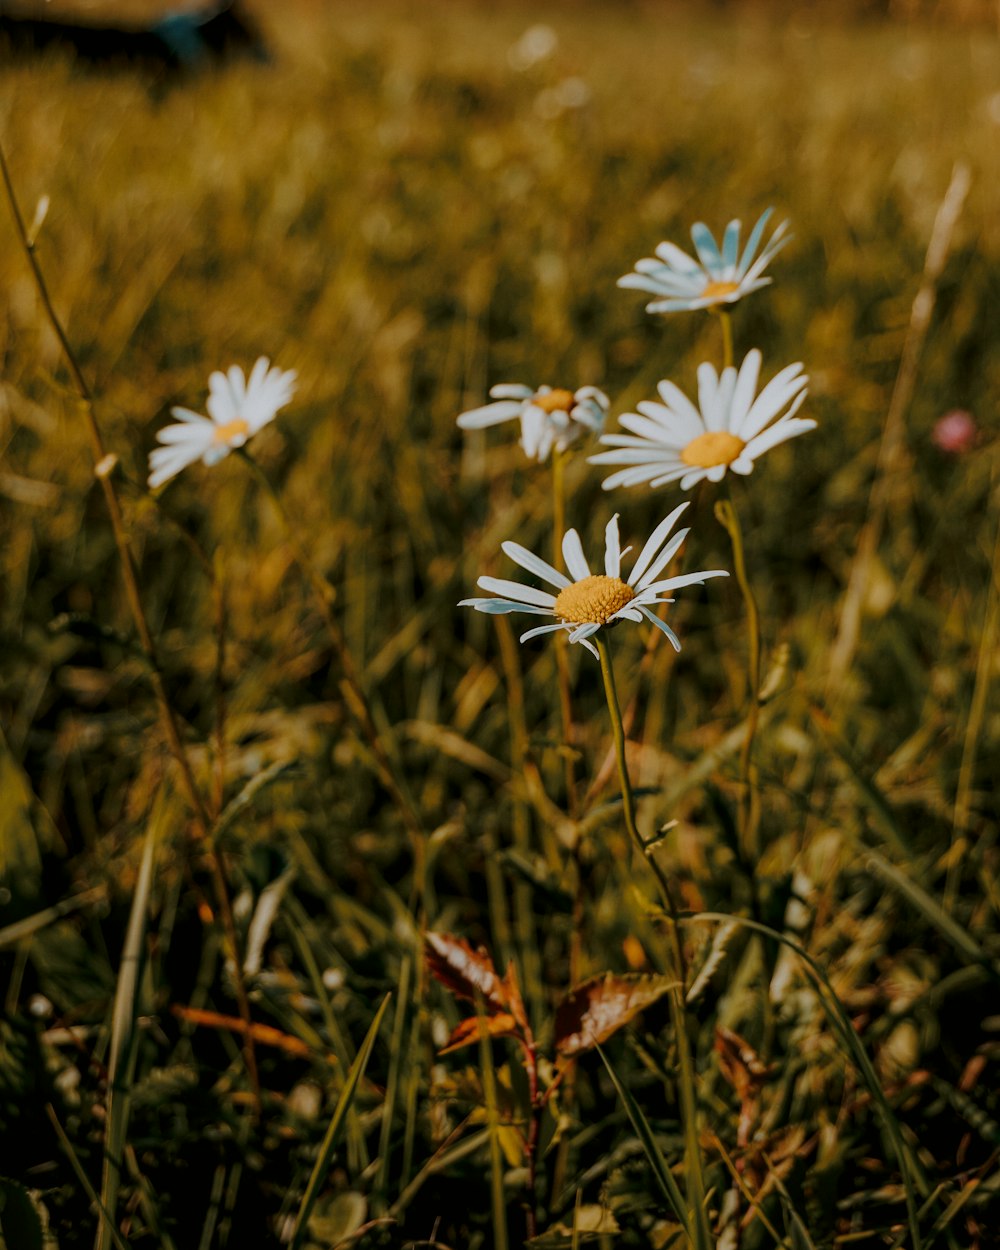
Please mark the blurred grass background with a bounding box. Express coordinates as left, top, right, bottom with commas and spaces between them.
1, 1, 999, 1246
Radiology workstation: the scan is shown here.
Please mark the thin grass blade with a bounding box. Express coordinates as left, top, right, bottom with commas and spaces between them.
96, 805, 159, 1250
289, 992, 391, 1250
597, 1045, 690, 1236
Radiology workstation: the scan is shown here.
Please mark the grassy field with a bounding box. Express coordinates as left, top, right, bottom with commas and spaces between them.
2, 2, 1000, 1247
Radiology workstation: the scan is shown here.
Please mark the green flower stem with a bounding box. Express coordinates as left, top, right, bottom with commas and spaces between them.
550, 447, 585, 1204
716, 489, 763, 864
720, 308, 734, 370
239, 451, 427, 910
596, 635, 710, 1250
551, 448, 580, 819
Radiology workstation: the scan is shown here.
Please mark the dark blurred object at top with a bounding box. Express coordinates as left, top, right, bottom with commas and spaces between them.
0, 0, 263, 68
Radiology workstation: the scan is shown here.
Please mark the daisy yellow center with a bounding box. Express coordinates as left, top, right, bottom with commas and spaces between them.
681, 430, 745, 469
554, 575, 635, 625
701, 280, 740, 303
213, 417, 250, 444
534, 388, 576, 414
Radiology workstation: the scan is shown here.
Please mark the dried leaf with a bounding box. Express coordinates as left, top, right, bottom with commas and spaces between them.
555, 973, 678, 1057
438, 1013, 519, 1055
502, 960, 529, 1033
527, 1204, 620, 1246
715, 1025, 772, 1098
171, 1005, 314, 1059
425, 932, 510, 1016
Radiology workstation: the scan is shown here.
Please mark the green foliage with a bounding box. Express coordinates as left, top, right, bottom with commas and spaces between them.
0, 2, 999, 1247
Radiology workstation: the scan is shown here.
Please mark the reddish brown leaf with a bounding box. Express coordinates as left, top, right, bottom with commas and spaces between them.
501, 960, 529, 1034
555, 973, 678, 1057
437, 1012, 520, 1055
424, 931, 510, 1016
714, 1025, 772, 1097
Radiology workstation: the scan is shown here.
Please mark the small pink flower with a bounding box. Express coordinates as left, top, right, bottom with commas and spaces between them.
932, 410, 979, 455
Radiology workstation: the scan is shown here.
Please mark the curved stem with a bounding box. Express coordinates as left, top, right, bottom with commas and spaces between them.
595, 635, 709, 1249
0, 140, 260, 1108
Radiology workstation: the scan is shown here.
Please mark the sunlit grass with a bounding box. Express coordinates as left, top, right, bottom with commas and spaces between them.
1, 2, 999, 1246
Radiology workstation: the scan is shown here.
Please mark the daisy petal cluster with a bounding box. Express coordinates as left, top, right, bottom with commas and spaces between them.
590, 349, 813, 492
460, 504, 727, 658
457, 383, 609, 463
148, 357, 296, 489
618, 208, 790, 314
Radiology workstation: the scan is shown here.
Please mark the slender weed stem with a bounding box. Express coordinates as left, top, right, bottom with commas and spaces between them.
0, 139, 261, 1108
595, 635, 709, 1249
715, 488, 763, 865
947, 475, 1000, 909
494, 615, 545, 1014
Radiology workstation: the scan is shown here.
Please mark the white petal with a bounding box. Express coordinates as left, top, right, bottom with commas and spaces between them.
520, 622, 570, 644
637, 569, 729, 595
618, 413, 686, 445
489, 383, 534, 400
697, 362, 725, 432
653, 240, 702, 271
627, 503, 689, 587
168, 406, 213, 426
652, 380, 706, 433
741, 417, 817, 460
728, 349, 762, 432
648, 466, 692, 489
501, 541, 571, 588
738, 368, 808, 442
679, 467, 710, 491
476, 577, 556, 607
457, 400, 524, 430
562, 529, 591, 581
638, 606, 682, 651
460, 598, 553, 616
632, 528, 690, 590
604, 514, 621, 578
568, 622, 601, 644
599, 463, 677, 491
589, 447, 679, 465
156, 422, 212, 446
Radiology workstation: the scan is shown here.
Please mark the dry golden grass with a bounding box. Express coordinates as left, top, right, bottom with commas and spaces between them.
1, 3, 999, 1247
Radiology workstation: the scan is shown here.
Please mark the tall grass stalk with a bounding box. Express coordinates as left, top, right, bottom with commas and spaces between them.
828, 162, 970, 694
46, 1106, 130, 1250
95, 799, 160, 1250
289, 992, 391, 1250
477, 995, 511, 1247
686, 912, 926, 1249
0, 138, 261, 1107
947, 491, 1000, 909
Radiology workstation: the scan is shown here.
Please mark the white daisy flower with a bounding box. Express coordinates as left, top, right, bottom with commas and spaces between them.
148, 357, 297, 489
460, 505, 727, 658
590, 349, 813, 493
618, 208, 790, 314
457, 383, 609, 463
